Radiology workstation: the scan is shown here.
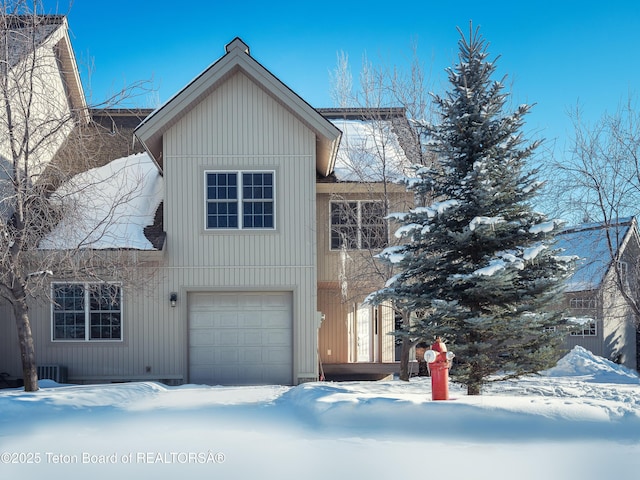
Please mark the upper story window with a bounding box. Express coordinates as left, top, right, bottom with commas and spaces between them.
205, 171, 275, 230
616, 261, 629, 287
569, 297, 597, 309
52, 282, 122, 341
330, 200, 387, 250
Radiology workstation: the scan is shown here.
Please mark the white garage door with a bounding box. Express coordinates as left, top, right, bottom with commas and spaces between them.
189, 292, 293, 385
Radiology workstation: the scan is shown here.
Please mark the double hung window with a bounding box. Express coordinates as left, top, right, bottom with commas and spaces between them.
205, 171, 275, 229
569, 319, 597, 336
330, 201, 387, 250
52, 283, 122, 341
569, 297, 597, 309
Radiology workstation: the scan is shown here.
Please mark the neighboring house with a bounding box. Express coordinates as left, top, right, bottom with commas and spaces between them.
315, 108, 416, 378
0, 15, 86, 180
556, 218, 640, 370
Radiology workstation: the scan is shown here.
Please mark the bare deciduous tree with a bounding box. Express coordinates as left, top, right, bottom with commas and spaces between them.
328, 47, 436, 380
552, 96, 640, 323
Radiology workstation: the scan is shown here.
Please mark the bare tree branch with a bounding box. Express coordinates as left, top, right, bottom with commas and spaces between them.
549, 96, 640, 324
325, 46, 436, 379
0, 1, 156, 390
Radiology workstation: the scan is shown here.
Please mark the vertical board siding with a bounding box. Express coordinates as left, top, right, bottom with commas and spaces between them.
381, 302, 395, 362
165, 73, 316, 270
600, 263, 637, 368
316, 190, 411, 365
318, 287, 350, 364
0, 70, 321, 384
317, 192, 340, 283
163, 71, 319, 381
0, 305, 22, 376
0, 268, 184, 384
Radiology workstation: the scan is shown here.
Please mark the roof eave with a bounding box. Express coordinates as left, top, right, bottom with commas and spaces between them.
40, 17, 88, 124
135, 37, 341, 175
55, 20, 88, 123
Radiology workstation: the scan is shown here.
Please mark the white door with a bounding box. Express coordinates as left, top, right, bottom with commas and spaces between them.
356, 304, 372, 362
189, 292, 293, 385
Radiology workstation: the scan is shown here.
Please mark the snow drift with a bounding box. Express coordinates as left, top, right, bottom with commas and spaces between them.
0, 346, 639, 479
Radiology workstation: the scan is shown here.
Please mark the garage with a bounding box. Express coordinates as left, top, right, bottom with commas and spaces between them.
188, 291, 293, 385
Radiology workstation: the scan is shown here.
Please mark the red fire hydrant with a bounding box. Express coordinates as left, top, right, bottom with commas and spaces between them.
424, 337, 455, 401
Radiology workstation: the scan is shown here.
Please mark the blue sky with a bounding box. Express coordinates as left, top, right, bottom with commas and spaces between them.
46, 1, 639, 154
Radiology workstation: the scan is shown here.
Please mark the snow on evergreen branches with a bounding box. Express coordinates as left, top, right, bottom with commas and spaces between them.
367, 23, 575, 395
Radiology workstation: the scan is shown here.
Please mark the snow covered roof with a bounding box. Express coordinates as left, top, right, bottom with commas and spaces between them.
556, 217, 636, 292
319, 108, 412, 182
40, 153, 164, 250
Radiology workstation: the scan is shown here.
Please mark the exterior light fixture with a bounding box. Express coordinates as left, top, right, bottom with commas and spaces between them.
170, 292, 178, 307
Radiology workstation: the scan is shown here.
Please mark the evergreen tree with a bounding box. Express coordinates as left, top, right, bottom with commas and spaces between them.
367, 25, 575, 395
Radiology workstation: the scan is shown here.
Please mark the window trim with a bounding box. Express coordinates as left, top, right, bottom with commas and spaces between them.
569, 318, 597, 337
51, 282, 123, 342
204, 170, 276, 231
569, 297, 598, 309
616, 260, 629, 288
330, 200, 387, 251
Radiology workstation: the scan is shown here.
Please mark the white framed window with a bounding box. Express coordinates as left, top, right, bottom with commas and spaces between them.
52, 282, 122, 341
205, 171, 275, 230
330, 200, 387, 250
569, 318, 597, 336
569, 297, 597, 309
616, 261, 628, 287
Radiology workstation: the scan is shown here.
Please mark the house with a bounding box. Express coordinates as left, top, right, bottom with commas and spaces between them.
556, 217, 640, 370
3, 18, 635, 388
1, 30, 360, 386
0, 23, 419, 386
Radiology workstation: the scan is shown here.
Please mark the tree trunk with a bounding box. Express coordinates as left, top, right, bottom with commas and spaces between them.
467, 383, 481, 395
13, 297, 38, 392
467, 366, 482, 395
398, 336, 412, 381
398, 309, 415, 381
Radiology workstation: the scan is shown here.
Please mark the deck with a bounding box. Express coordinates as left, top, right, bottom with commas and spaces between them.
320, 361, 424, 381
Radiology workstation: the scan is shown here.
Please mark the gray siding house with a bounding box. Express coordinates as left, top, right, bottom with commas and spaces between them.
0, 34, 343, 386
132, 37, 341, 385
557, 218, 640, 370
1, 20, 637, 387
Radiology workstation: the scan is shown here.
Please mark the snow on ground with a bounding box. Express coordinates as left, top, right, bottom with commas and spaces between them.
1, 346, 639, 479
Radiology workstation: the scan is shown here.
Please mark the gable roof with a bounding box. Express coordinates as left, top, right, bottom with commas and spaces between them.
556, 217, 637, 292
135, 37, 341, 176
2, 15, 87, 123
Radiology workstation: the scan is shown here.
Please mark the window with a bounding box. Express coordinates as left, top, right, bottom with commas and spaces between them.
616, 261, 628, 288
569, 318, 597, 336
52, 283, 122, 341
205, 171, 274, 229
330, 201, 387, 250
569, 297, 597, 309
